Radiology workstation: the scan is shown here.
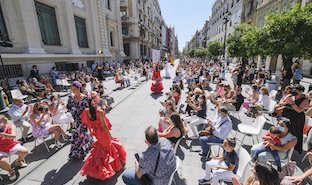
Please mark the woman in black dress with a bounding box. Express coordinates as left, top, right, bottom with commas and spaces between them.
67, 81, 93, 159
282, 84, 310, 153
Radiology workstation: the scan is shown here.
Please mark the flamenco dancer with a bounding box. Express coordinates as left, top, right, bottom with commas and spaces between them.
151, 65, 164, 93
80, 91, 126, 180
67, 81, 93, 159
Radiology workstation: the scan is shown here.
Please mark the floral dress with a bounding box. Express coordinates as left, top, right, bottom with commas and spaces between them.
67, 95, 93, 159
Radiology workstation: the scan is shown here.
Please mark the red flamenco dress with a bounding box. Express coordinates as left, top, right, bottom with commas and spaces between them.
80, 109, 126, 180
151, 70, 163, 93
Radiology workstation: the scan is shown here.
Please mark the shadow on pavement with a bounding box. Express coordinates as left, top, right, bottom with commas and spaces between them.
43, 159, 84, 185
150, 92, 163, 99
78, 169, 124, 185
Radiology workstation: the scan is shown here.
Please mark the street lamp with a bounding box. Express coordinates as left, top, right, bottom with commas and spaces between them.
223, 10, 231, 60
138, 21, 145, 62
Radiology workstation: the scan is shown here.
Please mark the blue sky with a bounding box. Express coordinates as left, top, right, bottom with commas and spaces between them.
159, 0, 214, 51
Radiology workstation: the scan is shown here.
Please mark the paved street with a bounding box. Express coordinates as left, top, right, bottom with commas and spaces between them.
1, 60, 311, 185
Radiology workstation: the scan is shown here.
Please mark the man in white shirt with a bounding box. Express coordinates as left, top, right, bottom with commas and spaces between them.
199, 107, 233, 156
8, 97, 31, 141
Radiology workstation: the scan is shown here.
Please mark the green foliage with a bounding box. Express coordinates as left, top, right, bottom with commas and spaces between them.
227, 23, 261, 60
207, 41, 223, 59
263, 3, 312, 68
194, 48, 210, 58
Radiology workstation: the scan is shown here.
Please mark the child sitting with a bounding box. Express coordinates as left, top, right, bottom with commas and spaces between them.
252, 126, 282, 172
158, 110, 170, 133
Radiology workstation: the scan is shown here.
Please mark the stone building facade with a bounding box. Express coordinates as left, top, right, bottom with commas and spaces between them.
0, 0, 125, 81
120, 0, 168, 62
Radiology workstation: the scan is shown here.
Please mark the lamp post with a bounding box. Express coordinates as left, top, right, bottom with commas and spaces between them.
138, 21, 145, 62
223, 10, 231, 60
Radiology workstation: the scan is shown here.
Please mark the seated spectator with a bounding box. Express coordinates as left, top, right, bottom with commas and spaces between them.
198, 138, 238, 185
31, 78, 46, 91
221, 86, 244, 111
49, 95, 74, 129
158, 114, 187, 144
247, 86, 270, 117
122, 69, 131, 87
199, 107, 232, 156
1, 81, 12, 105
284, 144, 312, 184
243, 84, 259, 109
251, 118, 297, 164
183, 94, 207, 139
0, 115, 28, 180
19, 80, 38, 98
245, 162, 280, 185
30, 102, 68, 148
157, 109, 170, 133
122, 126, 176, 185
8, 97, 31, 141
252, 126, 282, 172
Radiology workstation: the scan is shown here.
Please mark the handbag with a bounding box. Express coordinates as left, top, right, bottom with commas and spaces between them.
278, 161, 296, 180
139, 150, 161, 185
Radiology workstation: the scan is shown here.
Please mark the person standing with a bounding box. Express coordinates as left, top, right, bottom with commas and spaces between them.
8, 97, 31, 141
67, 81, 93, 159
50, 67, 60, 87
292, 62, 302, 84
282, 84, 310, 154
30, 65, 40, 81
80, 91, 126, 180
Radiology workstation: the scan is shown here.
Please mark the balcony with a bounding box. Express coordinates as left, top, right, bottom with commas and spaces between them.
120, 0, 128, 8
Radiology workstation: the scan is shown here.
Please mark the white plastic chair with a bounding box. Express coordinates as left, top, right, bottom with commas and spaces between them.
10, 89, 28, 100
168, 156, 180, 185
173, 137, 183, 155
205, 143, 223, 161
236, 116, 267, 145
229, 105, 244, 120
85, 82, 92, 95
33, 135, 51, 152
262, 99, 277, 125
219, 147, 252, 184
269, 90, 278, 100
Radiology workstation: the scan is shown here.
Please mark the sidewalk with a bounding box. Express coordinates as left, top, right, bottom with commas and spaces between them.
0, 76, 147, 184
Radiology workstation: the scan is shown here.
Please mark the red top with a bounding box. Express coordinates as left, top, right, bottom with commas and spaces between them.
0, 124, 21, 153
152, 70, 161, 80
264, 132, 281, 145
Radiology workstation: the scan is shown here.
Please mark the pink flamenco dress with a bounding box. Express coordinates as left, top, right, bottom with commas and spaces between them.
151, 70, 164, 93
80, 109, 126, 180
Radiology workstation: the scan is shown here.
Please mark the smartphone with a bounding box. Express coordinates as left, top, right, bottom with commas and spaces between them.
0, 127, 3, 133
134, 153, 140, 162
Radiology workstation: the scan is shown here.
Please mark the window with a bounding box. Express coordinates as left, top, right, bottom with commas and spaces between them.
35, 1, 61, 45
74, 16, 88, 48
124, 43, 130, 56
110, 31, 114, 47
122, 27, 129, 35
0, 3, 9, 42
106, 0, 111, 10
121, 10, 127, 17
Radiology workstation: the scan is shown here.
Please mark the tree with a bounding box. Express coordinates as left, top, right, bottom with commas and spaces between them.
186, 49, 196, 57
194, 48, 210, 59
264, 3, 312, 71
207, 41, 223, 60
227, 23, 260, 64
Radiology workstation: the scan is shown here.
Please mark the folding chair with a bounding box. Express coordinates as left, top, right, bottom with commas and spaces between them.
219, 147, 252, 184
236, 116, 266, 145
168, 156, 180, 185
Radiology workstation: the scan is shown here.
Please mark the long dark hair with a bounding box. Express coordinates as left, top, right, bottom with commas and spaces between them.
170, 114, 185, 136
88, 99, 96, 121
255, 162, 280, 185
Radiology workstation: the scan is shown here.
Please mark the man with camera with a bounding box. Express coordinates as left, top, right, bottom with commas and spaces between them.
8, 97, 31, 142
199, 107, 232, 156
122, 126, 176, 185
